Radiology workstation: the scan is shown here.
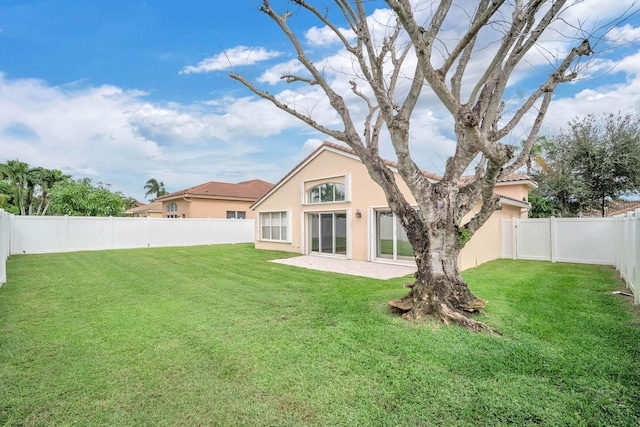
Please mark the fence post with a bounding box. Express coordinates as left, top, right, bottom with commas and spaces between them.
511, 218, 518, 260
9, 211, 15, 255
631, 209, 640, 305
617, 216, 620, 269
550, 216, 557, 263
64, 215, 70, 253
626, 212, 633, 285
109, 216, 114, 249
0, 209, 7, 287
146, 216, 151, 248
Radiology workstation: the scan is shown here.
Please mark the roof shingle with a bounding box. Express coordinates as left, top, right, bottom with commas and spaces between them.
125, 201, 163, 213
157, 179, 274, 201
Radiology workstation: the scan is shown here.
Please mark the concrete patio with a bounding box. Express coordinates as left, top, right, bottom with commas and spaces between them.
270, 255, 416, 280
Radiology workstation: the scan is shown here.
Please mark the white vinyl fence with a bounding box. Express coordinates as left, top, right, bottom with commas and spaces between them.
0, 209, 11, 287
501, 216, 638, 304
10, 215, 255, 255
501, 217, 616, 264
613, 210, 640, 305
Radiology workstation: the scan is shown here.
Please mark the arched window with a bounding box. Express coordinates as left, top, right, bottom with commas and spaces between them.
308, 183, 345, 204
167, 202, 177, 212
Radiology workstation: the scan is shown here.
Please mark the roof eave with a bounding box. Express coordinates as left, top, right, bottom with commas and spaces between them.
499, 197, 530, 209
250, 141, 535, 209
495, 179, 538, 189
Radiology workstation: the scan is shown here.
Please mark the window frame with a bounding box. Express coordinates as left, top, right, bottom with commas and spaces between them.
166, 202, 178, 213
260, 211, 290, 242
371, 207, 420, 262
301, 174, 351, 206
226, 210, 246, 219
307, 182, 346, 204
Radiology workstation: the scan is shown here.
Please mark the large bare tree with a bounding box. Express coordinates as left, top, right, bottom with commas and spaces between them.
231, 0, 633, 332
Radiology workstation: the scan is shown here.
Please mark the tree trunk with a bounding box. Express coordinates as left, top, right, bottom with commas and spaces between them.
389, 225, 500, 334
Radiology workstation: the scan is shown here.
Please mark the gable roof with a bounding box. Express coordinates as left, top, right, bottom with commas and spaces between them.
251, 141, 536, 209
157, 179, 274, 202
125, 200, 163, 214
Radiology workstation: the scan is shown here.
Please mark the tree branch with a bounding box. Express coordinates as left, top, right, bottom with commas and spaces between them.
494, 38, 592, 141
292, 0, 357, 54
259, 0, 364, 147
282, 74, 318, 85
229, 73, 345, 140
478, 0, 568, 130
440, 0, 506, 78
501, 91, 553, 176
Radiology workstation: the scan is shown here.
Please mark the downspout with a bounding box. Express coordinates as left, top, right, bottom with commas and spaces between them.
182, 195, 192, 218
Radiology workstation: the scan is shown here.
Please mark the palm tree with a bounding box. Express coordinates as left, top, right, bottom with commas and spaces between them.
37, 169, 70, 215
25, 167, 47, 215
144, 178, 167, 201
0, 160, 30, 215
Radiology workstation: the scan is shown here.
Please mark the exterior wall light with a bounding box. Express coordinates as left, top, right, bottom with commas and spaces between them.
355, 209, 362, 218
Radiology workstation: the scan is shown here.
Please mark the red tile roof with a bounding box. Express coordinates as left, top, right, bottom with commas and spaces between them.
319, 142, 536, 184
126, 201, 163, 213
602, 200, 640, 217
157, 179, 274, 201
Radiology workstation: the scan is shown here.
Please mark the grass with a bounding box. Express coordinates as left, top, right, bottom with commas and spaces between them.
378, 239, 414, 257
1, 244, 639, 426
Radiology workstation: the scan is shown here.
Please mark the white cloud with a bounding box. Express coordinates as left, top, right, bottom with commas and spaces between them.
304, 25, 356, 46
302, 138, 324, 153
607, 23, 640, 44
258, 59, 306, 85
0, 73, 323, 201
180, 46, 282, 75
128, 103, 220, 144
560, 0, 638, 27
0, 74, 158, 168
3, 1, 640, 203
543, 81, 640, 132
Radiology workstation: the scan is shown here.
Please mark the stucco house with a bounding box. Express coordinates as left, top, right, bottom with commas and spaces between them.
251, 142, 536, 271
125, 201, 163, 218
156, 179, 273, 219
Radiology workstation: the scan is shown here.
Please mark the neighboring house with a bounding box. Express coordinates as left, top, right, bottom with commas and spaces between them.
125, 201, 163, 218
155, 179, 274, 219
251, 142, 536, 271
604, 200, 640, 217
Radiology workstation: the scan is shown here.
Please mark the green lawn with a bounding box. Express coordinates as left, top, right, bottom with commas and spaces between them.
1, 245, 639, 426
378, 239, 414, 257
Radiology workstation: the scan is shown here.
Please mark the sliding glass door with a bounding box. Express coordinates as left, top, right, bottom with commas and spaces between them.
376, 210, 413, 261
309, 212, 347, 255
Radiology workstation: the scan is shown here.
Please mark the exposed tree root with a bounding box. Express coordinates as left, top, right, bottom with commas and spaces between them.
387, 297, 501, 335
437, 303, 501, 335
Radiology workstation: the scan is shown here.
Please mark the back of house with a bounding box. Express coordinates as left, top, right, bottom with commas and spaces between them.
251, 142, 535, 271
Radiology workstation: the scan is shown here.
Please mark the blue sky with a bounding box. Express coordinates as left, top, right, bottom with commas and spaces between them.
1, 0, 639, 202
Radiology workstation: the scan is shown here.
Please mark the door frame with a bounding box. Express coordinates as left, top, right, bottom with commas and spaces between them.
368, 206, 417, 264
302, 208, 351, 258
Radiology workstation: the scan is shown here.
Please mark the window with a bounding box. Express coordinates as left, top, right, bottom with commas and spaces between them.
308, 182, 345, 204
226, 211, 246, 219
167, 202, 177, 212
261, 212, 287, 241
